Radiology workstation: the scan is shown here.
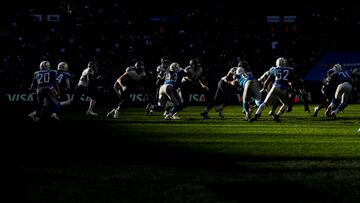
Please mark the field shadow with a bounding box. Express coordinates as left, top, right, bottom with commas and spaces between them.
207, 181, 336, 203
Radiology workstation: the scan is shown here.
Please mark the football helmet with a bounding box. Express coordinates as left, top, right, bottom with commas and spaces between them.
57, 62, 68, 71
327, 68, 335, 77
276, 57, 287, 67
228, 67, 237, 75
287, 58, 295, 67
88, 61, 98, 69
189, 59, 199, 67
238, 60, 249, 69
333, 64, 343, 72
39, 61, 50, 70
352, 68, 360, 76
135, 61, 145, 70
236, 67, 245, 75
169, 62, 180, 72
161, 56, 170, 65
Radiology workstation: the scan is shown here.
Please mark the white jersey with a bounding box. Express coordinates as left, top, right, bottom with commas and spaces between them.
156, 65, 169, 76
78, 67, 94, 87
115, 66, 146, 91
126, 66, 146, 81
184, 65, 202, 81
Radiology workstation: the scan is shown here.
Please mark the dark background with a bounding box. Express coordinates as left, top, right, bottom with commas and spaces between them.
1, 1, 359, 96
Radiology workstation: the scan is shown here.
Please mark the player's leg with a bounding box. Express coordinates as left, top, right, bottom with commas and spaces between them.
47, 89, 61, 121
273, 89, 289, 122
325, 85, 341, 117
331, 83, 352, 118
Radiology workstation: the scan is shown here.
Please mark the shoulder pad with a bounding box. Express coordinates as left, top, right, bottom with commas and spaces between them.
126, 66, 136, 72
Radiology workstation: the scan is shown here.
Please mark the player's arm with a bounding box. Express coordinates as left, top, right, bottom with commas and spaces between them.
261, 73, 274, 93
51, 71, 60, 97
223, 68, 237, 85
128, 69, 145, 81
226, 67, 237, 78
65, 77, 71, 91
182, 67, 193, 82
87, 70, 95, 85
257, 70, 269, 84
198, 79, 208, 91
29, 75, 37, 92
136, 67, 147, 79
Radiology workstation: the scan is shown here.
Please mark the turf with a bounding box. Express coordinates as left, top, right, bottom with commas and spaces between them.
11, 104, 360, 202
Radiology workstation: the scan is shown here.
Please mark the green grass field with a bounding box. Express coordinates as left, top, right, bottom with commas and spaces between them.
20, 104, 360, 202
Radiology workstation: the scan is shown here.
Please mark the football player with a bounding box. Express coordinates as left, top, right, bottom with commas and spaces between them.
148, 62, 185, 120
106, 61, 147, 118
312, 68, 336, 117
270, 58, 310, 115
325, 64, 353, 119
234, 60, 262, 121
250, 57, 294, 122
28, 60, 61, 121
200, 67, 239, 119
181, 58, 209, 106
56, 62, 72, 106
72, 61, 99, 115
155, 56, 170, 99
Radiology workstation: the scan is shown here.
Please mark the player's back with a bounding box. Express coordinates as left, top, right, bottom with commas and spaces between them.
56, 70, 71, 88
78, 68, 94, 87
337, 70, 352, 84
184, 66, 202, 80
34, 69, 57, 91
270, 66, 294, 89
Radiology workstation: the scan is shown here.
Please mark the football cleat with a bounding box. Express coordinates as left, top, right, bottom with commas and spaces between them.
200, 112, 210, 119
28, 112, 39, 122
312, 106, 319, 117
249, 114, 260, 122
50, 113, 60, 121
325, 108, 331, 117
331, 111, 337, 120
86, 110, 98, 116
145, 103, 152, 115
113, 110, 120, 118
107, 109, 115, 118
272, 114, 281, 122
244, 112, 251, 121
218, 110, 225, 119
171, 115, 181, 120
268, 110, 275, 116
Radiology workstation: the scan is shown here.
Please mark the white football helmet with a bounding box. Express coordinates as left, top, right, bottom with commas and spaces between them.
57, 62, 68, 71
228, 67, 237, 75
236, 67, 245, 75
169, 62, 180, 72
39, 61, 50, 70
276, 57, 287, 67
332, 64, 343, 72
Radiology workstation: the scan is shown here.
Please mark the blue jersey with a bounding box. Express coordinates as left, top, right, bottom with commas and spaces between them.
164, 69, 186, 89
268, 66, 293, 89
33, 69, 57, 92
56, 70, 71, 89
56, 70, 71, 94
236, 71, 256, 87
331, 70, 352, 85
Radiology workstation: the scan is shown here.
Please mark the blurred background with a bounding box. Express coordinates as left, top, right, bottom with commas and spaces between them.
1, 1, 359, 104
